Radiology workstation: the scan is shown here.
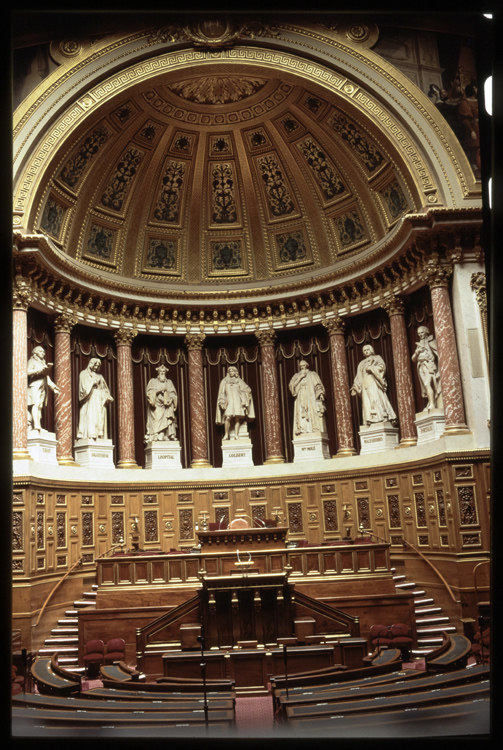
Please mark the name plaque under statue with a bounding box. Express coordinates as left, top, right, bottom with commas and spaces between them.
27, 429, 58, 465
144, 440, 182, 469
74, 438, 115, 469
292, 431, 331, 462
358, 421, 399, 454
415, 408, 446, 444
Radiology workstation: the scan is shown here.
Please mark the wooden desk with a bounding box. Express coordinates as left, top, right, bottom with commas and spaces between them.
196, 526, 289, 551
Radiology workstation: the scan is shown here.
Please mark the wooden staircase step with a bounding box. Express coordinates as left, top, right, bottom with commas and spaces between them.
417, 624, 456, 635
394, 581, 416, 589
38, 646, 78, 656
58, 618, 78, 626
82, 591, 97, 600
73, 600, 96, 608
392, 574, 406, 582
51, 627, 78, 636
44, 637, 78, 646
414, 598, 435, 607
414, 606, 441, 615
415, 615, 451, 625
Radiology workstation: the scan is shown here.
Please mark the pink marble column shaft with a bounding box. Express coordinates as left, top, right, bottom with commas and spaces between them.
384, 297, 417, 445
54, 313, 76, 464
185, 334, 211, 468
256, 331, 284, 464
430, 284, 468, 431
12, 304, 30, 459
114, 329, 139, 468
324, 318, 356, 455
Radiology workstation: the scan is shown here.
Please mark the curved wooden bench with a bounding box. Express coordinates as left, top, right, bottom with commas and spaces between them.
285, 680, 489, 720
99, 662, 144, 682
274, 664, 490, 720
12, 691, 235, 713
84, 686, 236, 702
362, 647, 402, 667
30, 654, 81, 696
425, 633, 472, 673
12, 705, 236, 728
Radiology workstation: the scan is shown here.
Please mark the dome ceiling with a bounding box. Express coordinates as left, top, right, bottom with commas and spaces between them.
35, 64, 420, 301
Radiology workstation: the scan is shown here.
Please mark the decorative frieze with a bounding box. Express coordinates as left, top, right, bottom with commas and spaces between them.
179, 508, 193, 540
414, 492, 427, 527
144, 510, 158, 542
436, 489, 447, 526
82, 512, 94, 546
13, 511, 23, 551
387, 494, 401, 528
288, 502, 303, 534
111, 511, 124, 544
457, 485, 478, 526
323, 499, 338, 532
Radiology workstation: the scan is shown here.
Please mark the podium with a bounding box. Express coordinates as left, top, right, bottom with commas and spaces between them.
196, 526, 289, 551
198, 570, 293, 649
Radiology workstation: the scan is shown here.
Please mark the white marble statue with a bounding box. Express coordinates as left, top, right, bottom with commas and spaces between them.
216, 366, 255, 440
145, 364, 178, 442
289, 360, 327, 437
412, 325, 443, 410
27, 345, 60, 432
351, 344, 397, 426
77, 357, 113, 440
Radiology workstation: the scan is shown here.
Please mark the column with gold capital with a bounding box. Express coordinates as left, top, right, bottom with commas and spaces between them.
114, 327, 140, 469
185, 333, 212, 468
53, 311, 78, 464
323, 316, 357, 456
12, 277, 32, 460
256, 330, 285, 464
423, 259, 469, 433
381, 295, 417, 446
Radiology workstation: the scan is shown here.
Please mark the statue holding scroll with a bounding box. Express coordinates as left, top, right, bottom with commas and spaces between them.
412, 326, 442, 410
27, 345, 60, 432
351, 344, 397, 426
289, 360, 327, 437
77, 358, 113, 440
216, 366, 255, 440
145, 365, 178, 442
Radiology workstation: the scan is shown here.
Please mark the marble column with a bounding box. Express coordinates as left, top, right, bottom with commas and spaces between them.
12, 277, 32, 459
424, 260, 469, 433
114, 328, 140, 468
185, 333, 211, 468
381, 295, 417, 446
323, 316, 356, 456
256, 331, 285, 464
53, 311, 77, 464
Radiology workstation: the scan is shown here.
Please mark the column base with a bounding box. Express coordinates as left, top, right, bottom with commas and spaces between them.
443, 424, 471, 435
334, 447, 358, 457
57, 457, 80, 466
191, 459, 212, 468
13, 449, 32, 460
117, 460, 142, 469
398, 437, 418, 448
264, 456, 285, 465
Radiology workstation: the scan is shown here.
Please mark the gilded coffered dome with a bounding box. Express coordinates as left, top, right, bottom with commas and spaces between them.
14, 15, 482, 314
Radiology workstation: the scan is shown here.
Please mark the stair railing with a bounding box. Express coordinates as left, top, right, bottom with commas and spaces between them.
32, 543, 122, 628
400, 538, 459, 604
473, 560, 490, 604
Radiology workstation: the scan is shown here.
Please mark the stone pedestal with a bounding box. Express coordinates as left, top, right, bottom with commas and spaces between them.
74, 438, 115, 469
27, 430, 58, 464
292, 432, 331, 462
221, 437, 254, 468
415, 408, 446, 444
144, 440, 182, 469
358, 422, 399, 454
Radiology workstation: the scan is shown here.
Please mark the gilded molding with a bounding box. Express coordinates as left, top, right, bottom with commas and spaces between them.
323, 315, 345, 335
256, 330, 276, 347
13, 277, 33, 310
114, 327, 137, 346
421, 256, 453, 289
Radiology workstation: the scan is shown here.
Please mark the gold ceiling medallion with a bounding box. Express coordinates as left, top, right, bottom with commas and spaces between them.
151, 19, 279, 49
346, 24, 371, 44
167, 77, 268, 105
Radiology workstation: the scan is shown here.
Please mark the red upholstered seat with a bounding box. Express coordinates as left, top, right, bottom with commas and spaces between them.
390, 623, 413, 659
83, 639, 105, 675
104, 637, 126, 664
369, 624, 392, 649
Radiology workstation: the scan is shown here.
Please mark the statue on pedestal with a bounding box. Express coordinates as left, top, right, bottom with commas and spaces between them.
412, 326, 443, 410
289, 360, 327, 437
216, 366, 255, 440
27, 346, 60, 432
145, 364, 178, 442
77, 358, 113, 440
351, 344, 397, 426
